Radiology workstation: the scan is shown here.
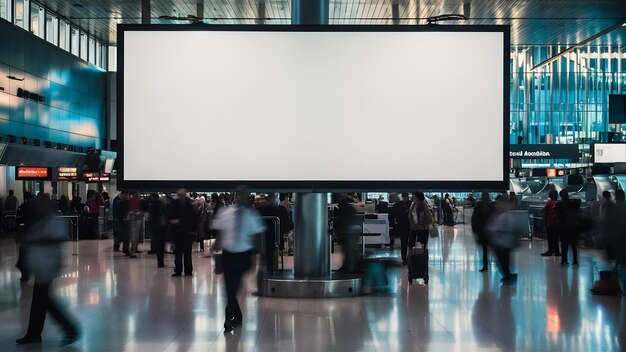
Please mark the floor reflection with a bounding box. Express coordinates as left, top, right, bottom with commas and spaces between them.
0, 222, 625, 351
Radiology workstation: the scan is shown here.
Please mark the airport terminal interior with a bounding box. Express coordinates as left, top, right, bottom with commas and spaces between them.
1, 0, 626, 351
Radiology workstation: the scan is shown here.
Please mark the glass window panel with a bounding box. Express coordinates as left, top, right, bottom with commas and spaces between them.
88, 37, 96, 64
1, 0, 12, 22
79, 31, 88, 60
108, 46, 117, 72
45, 12, 58, 45
59, 19, 69, 51
100, 45, 107, 70
14, 0, 29, 29
95, 41, 101, 68
70, 26, 79, 56
30, 3, 44, 38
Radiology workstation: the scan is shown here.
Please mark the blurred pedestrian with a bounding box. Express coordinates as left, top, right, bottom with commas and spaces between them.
16, 194, 79, 345
212, 187, 265, 332
15, 192, 34, 281
334, 193, 360, 273
608, 190, 626, 295
472, 192, 494, 272
487, 194, 517, 284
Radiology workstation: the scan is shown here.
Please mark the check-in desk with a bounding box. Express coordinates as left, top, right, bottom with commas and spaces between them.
357, 214, 390, 247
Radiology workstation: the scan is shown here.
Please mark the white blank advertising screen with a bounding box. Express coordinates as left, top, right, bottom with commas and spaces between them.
120, 26, 507, 189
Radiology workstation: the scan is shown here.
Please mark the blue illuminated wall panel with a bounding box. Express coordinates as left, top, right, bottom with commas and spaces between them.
0, 19, 106, 149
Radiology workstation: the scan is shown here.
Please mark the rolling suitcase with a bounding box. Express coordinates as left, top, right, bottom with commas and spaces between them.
407, 246, 429, 284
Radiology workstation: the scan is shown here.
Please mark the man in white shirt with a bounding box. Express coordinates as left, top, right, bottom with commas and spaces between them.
213, 187, 265, 332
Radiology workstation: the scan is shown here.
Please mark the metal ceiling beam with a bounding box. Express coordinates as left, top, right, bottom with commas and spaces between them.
142, 0, 151, 24
531, 18, 626, 71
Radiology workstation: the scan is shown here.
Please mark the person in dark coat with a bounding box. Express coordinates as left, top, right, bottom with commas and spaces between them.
471, 192, 494, 272
376, 196, 389, 213
148, 193, 168, 268
389, 193, 411, 265
334, 193, 360, 273
557, 190, 580, 265
169, 189, 197, 276
541, 190, 561, 257
16, 193, 79, 345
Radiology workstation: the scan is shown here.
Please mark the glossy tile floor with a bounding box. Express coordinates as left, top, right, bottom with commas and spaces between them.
0, 223, 624, 351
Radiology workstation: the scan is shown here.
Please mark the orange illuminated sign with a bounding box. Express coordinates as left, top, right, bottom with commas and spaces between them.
16, 166, 52, 180
546, 169, 557, 178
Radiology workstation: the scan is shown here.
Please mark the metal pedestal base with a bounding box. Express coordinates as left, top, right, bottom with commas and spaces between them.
259, 271, 362, 298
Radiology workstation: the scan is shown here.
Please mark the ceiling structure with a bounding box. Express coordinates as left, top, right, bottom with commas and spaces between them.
32, 0, 626, 47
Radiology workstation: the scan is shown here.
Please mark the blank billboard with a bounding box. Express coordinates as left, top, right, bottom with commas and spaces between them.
118, 25, 509, 190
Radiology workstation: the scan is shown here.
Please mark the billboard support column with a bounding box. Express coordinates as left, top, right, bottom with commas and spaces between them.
294, 193, 329, 277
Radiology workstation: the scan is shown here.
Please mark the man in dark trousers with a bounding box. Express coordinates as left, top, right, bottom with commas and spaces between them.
213, 187, 265, 332
111, 191, 129, 252
169, 189, 197, 276
148, 193, 168, 268
541, 190, 561, 257
389, 193, 411, 265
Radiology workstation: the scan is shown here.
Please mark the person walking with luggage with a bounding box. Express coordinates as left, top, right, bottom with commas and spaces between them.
541, 190, 561, 257
471, 192, 494, 272
170, 189, 197, 276
408, 192, 432, 248
442, 193, 455, 226
212, 187, 265, 332
487, 195, 517, 284
16, 194, 79, 345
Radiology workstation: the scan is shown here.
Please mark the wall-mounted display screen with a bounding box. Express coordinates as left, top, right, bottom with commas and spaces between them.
593, 143, 626, 163
82, 172, 110, 183
16, 166, 52, 180
58, 167, 78, 181
119, 25, 509, 190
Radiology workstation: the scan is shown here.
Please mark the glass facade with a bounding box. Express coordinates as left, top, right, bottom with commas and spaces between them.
511, 45, 626, 148
0, 0, 106, 70
0, 17, 107, 150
